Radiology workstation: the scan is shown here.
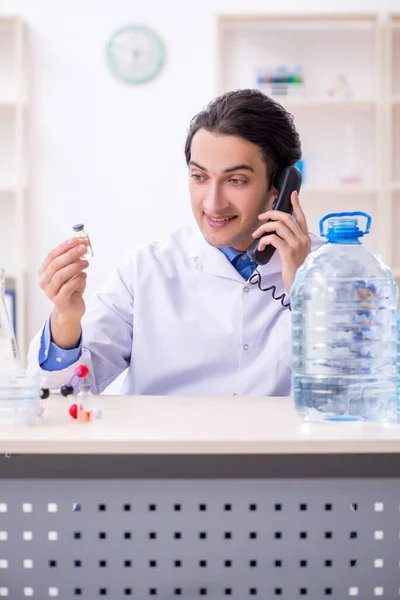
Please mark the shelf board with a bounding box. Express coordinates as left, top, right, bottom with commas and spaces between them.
0, 186, 18, 195
219, 13, 379, 24
391, 96, 400, 105
273, 96, 377, 108
0, 100, 27, 108
302, 185, 377, 195
390, 183, 400, 191
0, 16, 20, 24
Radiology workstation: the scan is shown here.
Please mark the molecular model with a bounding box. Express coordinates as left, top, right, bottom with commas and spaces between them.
40, 364, 102, 423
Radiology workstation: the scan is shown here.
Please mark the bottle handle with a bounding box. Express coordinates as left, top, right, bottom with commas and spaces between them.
319, 211, 371, 237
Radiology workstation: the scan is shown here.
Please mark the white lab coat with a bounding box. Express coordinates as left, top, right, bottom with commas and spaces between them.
28, 226, 322, 396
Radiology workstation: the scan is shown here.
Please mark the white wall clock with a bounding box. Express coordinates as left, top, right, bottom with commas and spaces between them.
106, 25, 166, 84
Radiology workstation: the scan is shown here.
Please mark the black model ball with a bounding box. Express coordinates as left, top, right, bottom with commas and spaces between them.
61, 384, 74, 397
40, 388, 50, 400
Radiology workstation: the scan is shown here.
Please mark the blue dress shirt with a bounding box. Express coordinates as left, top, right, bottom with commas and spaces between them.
39, 319, 82, 371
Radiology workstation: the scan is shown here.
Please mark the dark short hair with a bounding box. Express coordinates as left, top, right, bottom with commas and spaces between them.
184, 89, 301, 188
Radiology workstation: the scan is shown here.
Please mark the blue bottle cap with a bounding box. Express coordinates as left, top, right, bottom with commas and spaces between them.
319, 212, 371, 243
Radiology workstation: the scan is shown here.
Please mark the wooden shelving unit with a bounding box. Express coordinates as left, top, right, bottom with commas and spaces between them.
0, 16, 27, 360
216, 12, 390, 264
387, 14, 400, 288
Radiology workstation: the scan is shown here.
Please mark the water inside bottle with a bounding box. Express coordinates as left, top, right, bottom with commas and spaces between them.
291, 213, 397, 423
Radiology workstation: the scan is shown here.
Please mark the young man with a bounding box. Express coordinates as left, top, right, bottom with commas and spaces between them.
28, 89, 320, 396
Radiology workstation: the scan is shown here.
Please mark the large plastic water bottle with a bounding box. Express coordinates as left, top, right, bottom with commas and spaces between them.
291, 212, 398, 422
397, 313, 400, 423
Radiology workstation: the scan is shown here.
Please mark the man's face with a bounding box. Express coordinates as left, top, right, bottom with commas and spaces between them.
357, 287, 375, 304
188, 129, 276, 251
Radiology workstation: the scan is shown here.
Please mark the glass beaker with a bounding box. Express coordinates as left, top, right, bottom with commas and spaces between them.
0, 269, 21, 372
0, 370, 41, 427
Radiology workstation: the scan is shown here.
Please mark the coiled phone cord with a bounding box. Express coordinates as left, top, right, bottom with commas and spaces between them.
248, 268, 291, 309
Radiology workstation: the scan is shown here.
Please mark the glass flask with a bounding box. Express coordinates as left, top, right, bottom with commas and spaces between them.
0, 269, 21, 373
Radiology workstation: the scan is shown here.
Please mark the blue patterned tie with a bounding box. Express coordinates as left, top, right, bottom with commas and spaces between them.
232, 252, 256, 280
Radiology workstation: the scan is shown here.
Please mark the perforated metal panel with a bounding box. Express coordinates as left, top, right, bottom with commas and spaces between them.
1, 478, 400, 598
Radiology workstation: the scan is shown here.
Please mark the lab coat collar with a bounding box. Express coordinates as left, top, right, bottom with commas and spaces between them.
187, 226, 283, 283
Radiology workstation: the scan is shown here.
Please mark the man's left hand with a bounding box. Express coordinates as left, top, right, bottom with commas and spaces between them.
252, 191, 311, 293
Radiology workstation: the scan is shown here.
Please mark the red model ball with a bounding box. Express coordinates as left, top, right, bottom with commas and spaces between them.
69, 404, 83, 419
75, 364, 89, 378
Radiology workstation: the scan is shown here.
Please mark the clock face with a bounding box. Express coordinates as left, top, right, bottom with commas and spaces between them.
106, 25, 166, 84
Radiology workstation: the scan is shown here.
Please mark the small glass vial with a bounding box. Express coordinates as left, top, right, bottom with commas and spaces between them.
72, 223, 93, 259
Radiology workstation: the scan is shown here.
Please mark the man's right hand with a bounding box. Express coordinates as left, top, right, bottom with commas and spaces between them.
39, 238, 89, 349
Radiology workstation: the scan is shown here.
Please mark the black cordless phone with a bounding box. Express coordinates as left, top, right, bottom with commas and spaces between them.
246, 165, 302, 265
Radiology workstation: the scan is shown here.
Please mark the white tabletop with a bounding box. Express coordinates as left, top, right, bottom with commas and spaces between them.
1, 395, 400, 454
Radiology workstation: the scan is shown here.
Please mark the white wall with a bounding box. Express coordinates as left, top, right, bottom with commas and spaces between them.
1, 0, 400, 345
